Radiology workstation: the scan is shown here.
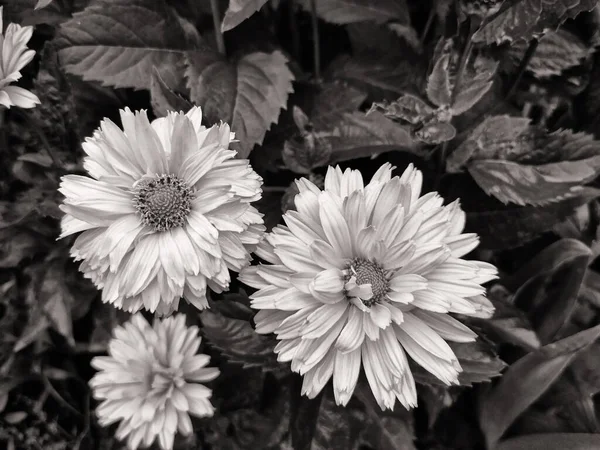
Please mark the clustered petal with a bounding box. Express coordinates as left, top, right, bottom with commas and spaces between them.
59, 107, 265, 315
89, 314, 219, 450
239, 163, 497, 410
0, 6, 40, 108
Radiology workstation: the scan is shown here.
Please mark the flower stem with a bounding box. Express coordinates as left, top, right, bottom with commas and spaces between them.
505, 38, 539, 101
210, 0, 226, 55
289, 0, 301, 61
310, 0, 321, 82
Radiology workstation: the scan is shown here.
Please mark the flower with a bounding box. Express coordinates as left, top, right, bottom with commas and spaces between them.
0, 6, 40, 109
239, 164, 497, 410
89, 314, 219, 450
59, 107, 264, 315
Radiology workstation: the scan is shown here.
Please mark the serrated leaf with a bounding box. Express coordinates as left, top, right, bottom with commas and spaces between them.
479, 324, 600, 449
329, 53, 423, 99
55, 0, 192, 90
447, 115, 533, 172
451, 58, 497, 115
427, 53, 452, 107
222, 0, 270, 32
150, 67, 193, 117
467, 188, 600, 250
468, 156, 600, 206
415, 120, 456, 145
309, 82, 367, 131
186, 50, 294, 158
496, 433, 600, 450
328, 111, 417, 163
508, 29, 589, 79
473, 0, 598, 44
370, 94, 435, 124
200, 310, 280, 370
296, 0, 408, 24
512, 239, 591, 344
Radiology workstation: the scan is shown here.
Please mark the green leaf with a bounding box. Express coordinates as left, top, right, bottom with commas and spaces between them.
200, 310, 280, 371
473, 0, 599, 44
296, 0, 409, 24
56, 0, 193, 90
222, 0, 270, 31
496, 433, 600, 450
149, 67, 193, 117
508, 29, 589, 79
512, 239, 591, 344
426, 53, 452, 107
479, 324, 600, 449
468, 157, 600, 206
466, 188, 600, 250
185, 50, 294, 158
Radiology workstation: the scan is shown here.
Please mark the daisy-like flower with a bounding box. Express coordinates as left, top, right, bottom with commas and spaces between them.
0, 6, 40, 109
239, 164, 497, 410
59, 107, 264, 315
90, 314, 219, 450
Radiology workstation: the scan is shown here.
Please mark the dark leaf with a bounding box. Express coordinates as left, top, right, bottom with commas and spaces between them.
290, 375, 323, 450
296, 0, 409, 24
496, 433, 600, 450
185, 49, 294, 158
149, 67, 193, 117
479, 324, 600, 449
370, 94, 435, 125
426, 53, 452, 107
309, 82, 367, 131
221, 0, 270, 32
56, 0, 193, 90
450, 340, 507, 385
311, 394, 362, 450
0, 229, 39, 268
473, 0, 598, 44
466, 188, 600, 250
200, 310, 280, 370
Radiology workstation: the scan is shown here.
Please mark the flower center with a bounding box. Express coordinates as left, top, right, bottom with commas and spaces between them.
134, 174, 194, 232
345, 258, 389, 307
150, 365, 186, 399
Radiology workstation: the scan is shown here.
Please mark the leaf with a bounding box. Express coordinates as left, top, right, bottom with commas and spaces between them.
447, 115, 533, 172
222, 0, 270, 31
327, 111, 417, 163
512, 239, 591, 344
467, 188, 600, 250
450, 341, 507, 385
150, 67, 193, 117
0, 229, 39, 268
451, 59, 497, 116
473, 0, 599, 44
479, 324, 600, 449
35, 0, 53, 9
414, 121, 456, 145
309, 82, 367, 131
426, 53, 452, 107
296, 0, 409, 24
56, 0, 193, 90
290, 375, 323, 450
508, 29, 589, 79
200, 310, 280, 370
370, 94, 435, 125
310, 394, 357, 450
468, 157, 600, 206
185, 50, 294, 158
329, 53, 423, 99
496, 433, 600, 450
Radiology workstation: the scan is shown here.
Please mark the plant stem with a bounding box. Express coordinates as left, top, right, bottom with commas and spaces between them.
210, 0, 226, 55
451, 17, 477, 104
310, 0, 321, 82
289, 0, 301, 61
505, 38, 539, 101
420, 6, 435, 46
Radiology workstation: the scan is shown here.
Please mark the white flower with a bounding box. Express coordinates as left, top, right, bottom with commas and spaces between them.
89, 314, 219, 450
239, 164, 497, 410
0, 6, 40, 109
59, 107, 264, 315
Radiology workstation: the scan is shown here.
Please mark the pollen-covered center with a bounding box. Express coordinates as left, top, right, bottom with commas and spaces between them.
134, 174, 194, 232
345, 258, 389, 307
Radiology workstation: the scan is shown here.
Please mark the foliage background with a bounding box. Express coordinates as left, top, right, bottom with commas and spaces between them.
3, 0, 600, 449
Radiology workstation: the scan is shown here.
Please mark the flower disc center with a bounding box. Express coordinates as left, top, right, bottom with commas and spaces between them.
134, 174, 194, 232
346, 258, 389, 307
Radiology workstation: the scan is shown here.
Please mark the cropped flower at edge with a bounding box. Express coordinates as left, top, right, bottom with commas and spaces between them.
239, 163, 498, 410
89, 314, 219, 450
59, 107, 265, 315
0, 6, 41, 109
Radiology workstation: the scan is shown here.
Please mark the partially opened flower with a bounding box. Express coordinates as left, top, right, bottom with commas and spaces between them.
239, 164, 497, 410
59, 107, 264, 315
90, 314, 219, 450
0, 6, 40, 109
